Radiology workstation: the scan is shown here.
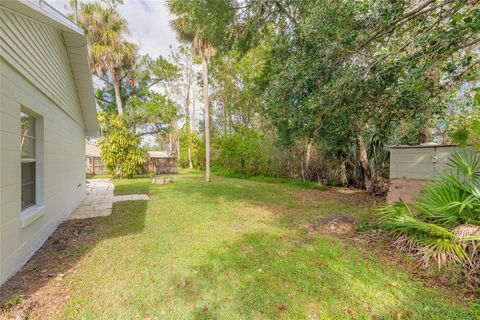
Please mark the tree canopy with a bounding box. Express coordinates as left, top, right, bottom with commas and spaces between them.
164, 0, 479, 190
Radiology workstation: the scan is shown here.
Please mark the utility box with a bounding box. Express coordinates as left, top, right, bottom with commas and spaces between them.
387, 144, 477, 203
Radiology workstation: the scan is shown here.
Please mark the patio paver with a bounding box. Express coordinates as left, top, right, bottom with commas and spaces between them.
113, 194, 150, 202
69, 179, 114, 219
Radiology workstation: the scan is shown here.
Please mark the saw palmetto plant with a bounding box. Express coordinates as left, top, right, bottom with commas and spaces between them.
379, 150, 480, 286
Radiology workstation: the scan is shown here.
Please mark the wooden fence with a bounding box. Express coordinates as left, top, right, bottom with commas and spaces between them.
142, 157, 178, 174
86, 156, 107, 175
87, 156, 178, 176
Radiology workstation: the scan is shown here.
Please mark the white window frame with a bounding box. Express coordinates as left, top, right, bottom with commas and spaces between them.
20, 110, 45, 228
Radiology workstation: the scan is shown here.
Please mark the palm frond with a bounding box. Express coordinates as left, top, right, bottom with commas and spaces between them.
377, 199, 413, 223
384, 215, 472, 267
449, 150, 480, 185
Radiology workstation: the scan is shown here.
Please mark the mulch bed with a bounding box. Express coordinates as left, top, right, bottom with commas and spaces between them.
0, 219, 99, 319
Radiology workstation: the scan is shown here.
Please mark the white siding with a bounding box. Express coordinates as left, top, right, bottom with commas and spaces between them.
0, 7, 84, 126
389, 147, 435, 179
434, 146, 458, 174
390, 146, 478, 179
0, 60, 85, 284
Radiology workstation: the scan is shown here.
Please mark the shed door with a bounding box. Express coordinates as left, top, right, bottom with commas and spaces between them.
391, 147, 435, 179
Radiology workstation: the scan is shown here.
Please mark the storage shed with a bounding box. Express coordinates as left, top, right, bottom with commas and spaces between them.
85, 141, 107, 175
388, 144, 477, 202
142, 151, 178, 175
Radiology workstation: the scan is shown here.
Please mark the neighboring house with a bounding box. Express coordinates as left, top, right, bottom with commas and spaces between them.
85, 140, 107, 175
143, 151, 178, 174
387, 144, 478, 202
0, 0, 98, 284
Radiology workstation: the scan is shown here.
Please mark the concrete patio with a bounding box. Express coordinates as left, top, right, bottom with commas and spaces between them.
69, 179, 114, 219
69, 179, 150, 219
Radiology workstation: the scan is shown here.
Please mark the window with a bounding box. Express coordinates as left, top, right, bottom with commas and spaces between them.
21, 112, 36, 211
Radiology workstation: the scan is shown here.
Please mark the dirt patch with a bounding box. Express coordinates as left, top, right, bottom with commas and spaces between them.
0, 219, 100, 319
307, 213, 357, 235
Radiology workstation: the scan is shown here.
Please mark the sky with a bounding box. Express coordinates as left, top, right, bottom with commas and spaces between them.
49, 0, 195, 146
50, 0, 180, 58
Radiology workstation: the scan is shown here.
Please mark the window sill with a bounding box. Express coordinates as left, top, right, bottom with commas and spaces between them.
21, 205, 45, 228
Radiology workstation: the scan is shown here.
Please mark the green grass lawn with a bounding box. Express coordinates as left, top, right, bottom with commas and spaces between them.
58, 171, 478, 319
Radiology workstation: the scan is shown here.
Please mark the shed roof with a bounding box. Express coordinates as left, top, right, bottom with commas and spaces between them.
147, 151, 172, 158
389, 143, 461, 149
1, 0, 99, 136
85, 142, 101, 157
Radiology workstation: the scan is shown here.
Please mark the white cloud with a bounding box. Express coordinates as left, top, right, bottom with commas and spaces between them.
117, 0, 179, 58
49, 0, 180, 58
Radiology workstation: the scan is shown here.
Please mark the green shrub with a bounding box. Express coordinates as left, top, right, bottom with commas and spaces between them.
179, 128, 200, 168
212, 129, 274, 176
99, 114, 146, 179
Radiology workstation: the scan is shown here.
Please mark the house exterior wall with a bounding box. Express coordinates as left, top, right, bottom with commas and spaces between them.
1, 44, 86, 284
0, 7, 84, 127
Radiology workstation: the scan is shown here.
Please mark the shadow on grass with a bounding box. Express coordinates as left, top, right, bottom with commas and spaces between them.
0, 195, 149, 317
156, 174, 475, 319
165, 173, 374, 231
166, 173, 299, 208
171, 231, 477, 320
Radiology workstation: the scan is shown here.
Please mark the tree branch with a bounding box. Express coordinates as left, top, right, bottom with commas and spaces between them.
95, 95, 112, 105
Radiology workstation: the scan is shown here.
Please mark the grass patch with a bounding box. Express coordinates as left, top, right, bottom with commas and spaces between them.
113, 178, 151, 195
15, 171, 478, 319
214, 170, 327, 190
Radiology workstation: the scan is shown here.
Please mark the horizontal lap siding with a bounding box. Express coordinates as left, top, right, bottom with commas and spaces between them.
0, 8, 84, 126
389, 148, 435, 179
1, 61, 85, 285
390, 146, 478, 179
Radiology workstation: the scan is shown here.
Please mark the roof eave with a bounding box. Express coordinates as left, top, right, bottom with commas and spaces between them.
2, 0, 100, 137
3, 0, 83, 34
63, 31, 100, 137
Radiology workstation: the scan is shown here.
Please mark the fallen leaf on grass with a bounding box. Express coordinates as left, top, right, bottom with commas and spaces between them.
276, 251, 288, 257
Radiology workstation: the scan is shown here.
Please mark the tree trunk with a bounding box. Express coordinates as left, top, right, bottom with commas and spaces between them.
176, 138, 180, 161
202, 56, 211, 182
191, 85, 196, 132
340, 160, 348, 186
185, 79, 193, 169
418, 127, 428, 144
187, 144, 193, 169
305, 139, 313, 175
356, 134, 373, 193
113, 77, 124, 115
300, 159, 305, 181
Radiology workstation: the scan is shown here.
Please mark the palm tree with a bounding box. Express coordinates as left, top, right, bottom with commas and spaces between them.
77, 2, 137, 115
169, 14, 215, 182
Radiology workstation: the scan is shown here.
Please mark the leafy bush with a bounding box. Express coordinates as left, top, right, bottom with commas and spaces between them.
99, 114, 146, 179
179, 128, 200, 168
379, 151, 480, 287
212, 130, 274, 176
